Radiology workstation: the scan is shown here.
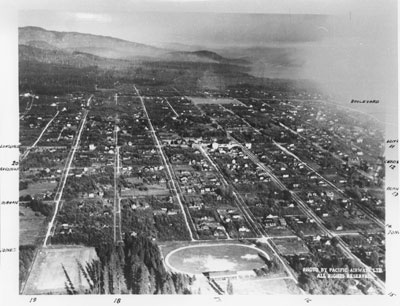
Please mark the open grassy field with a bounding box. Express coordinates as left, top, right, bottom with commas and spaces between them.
165, 243, 269, 275
264, 226, 296, 237
121, 184, 170, 197
271, 237, 309, 256
20, 180, 58, 197
188, 97, 245, 106
19, 206, 48, 246
23, 245, 98, 295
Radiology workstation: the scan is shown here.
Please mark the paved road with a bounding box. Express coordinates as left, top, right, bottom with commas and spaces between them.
165, 98, 179, 117
225, 101, 384, 228
161, 140, 200, 240
21, 110, 60, 160
42, 108, 89, 246
197, 145, 300, 287
42, 95, 93, 246
135, 85, 195, 241
231, 137, 385, 292
273, 140, 385, 228
113, 115, 123, 244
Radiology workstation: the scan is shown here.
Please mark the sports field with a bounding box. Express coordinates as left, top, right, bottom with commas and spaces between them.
165, 243, 269, 275
23, 245, 98, 294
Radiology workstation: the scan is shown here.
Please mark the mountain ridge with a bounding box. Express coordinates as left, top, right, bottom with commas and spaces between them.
19, 26, 251, 66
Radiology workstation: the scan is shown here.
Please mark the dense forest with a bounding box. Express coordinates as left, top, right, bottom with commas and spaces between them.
64, 234, 194, 294
19, 196, 53, 217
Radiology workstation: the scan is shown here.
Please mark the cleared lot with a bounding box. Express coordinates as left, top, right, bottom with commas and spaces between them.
225, 277, 302, 294
189, 97, 245, 106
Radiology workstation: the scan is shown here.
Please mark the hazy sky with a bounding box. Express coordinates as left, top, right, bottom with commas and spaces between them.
17, 0, 396, 47
13, 0, 398, 16
16, 0, 398, 124
19, 11, 333, 46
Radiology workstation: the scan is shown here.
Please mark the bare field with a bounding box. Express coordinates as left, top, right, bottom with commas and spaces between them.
23, 245, 98, 295
188, 97, 245, 106
19, 206, 47, 246
219, 277, 302, 294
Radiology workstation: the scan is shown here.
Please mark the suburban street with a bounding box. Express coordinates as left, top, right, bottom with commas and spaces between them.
42, 95, 93, 246
20, 110, 60, 160
135, 85, 195, 241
